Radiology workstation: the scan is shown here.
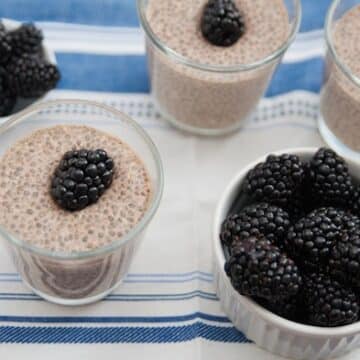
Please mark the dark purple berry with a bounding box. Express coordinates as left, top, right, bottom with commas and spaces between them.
51, 148, 115, 211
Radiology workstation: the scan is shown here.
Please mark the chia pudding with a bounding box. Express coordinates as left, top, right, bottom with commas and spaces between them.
0, 124, 153, 303
139, 0, 296, 134
320, 4, 360, 154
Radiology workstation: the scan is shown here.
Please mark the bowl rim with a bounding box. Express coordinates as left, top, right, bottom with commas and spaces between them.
0, 99, 165, 260
213, 147, 360, 338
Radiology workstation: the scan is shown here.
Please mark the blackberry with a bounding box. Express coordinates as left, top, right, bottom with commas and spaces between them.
350, 186, 360, 217
0, 91, 15, 116
256, 296, 300, 321
0, 68, 16, 116
9, 23, 43, 56
201, 0, 245, 47
0, 24, 11, 64
6, 54, 60, 97
341, 212, 360, 233
308, 148, 353, 207
284, 183, 314, 221
220, 203, 291, 248
225, 236, 302, 301
330, 228, 360, 288
285, 207, 344, 271
304, 273, 359, 327
51, 149, 115, 211
243, 154, 305, 208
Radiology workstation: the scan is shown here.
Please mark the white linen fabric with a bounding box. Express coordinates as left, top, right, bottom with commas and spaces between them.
1, 90, 357, 359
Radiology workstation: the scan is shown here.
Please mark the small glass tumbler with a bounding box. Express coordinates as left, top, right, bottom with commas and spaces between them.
0, 100, 164, 305
137, 0, 301, 136
319, 0, 360, 161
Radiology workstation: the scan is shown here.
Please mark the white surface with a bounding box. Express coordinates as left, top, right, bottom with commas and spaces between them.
0, 90, 359, 359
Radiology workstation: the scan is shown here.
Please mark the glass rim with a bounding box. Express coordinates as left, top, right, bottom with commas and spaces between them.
325, 0, 360, 88
0, 99, 165, 260
136, 0, 302, 73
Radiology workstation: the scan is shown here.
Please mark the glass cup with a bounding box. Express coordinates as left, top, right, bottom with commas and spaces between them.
319, 0, 360, 161
0, 100, 164, 305
137, 0, 301, 136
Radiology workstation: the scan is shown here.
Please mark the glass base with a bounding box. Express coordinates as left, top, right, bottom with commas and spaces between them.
153, 97, 252, 137
318, 115, 360, 162
22, 278, 123, 306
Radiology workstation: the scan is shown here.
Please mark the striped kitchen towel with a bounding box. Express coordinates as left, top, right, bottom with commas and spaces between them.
0, 1, 357, 359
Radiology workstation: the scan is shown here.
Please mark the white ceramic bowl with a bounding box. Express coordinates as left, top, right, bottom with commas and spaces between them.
213, 147, 360, 360
0, 18, 57, 120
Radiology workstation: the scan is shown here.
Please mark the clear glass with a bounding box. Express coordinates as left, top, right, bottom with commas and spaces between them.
137, 0, 301, 136
319, 0, 360, 161
0, 100, 164, 305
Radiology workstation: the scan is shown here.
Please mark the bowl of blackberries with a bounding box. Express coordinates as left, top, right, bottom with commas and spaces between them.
214, 147, 360, 359
0, 19, 60, 117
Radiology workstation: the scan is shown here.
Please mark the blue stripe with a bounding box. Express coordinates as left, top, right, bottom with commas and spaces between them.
0, 277, 214, 284
126, 271, 213, 278
0, 296, 216, 302
0, 0, 139, 27
0, 323, 249, 344
54, 53, 324, 95
300, 0, 332, 33
0, 279, 214, 284
0, 272, 215, 284
0, 273, 19, 276
123, 278, 214, 284
0, 291, 218, 302
0, 312, 230, 324
0, 271, 213, 277
266, 58, 324, 97
56, 53, 149, 93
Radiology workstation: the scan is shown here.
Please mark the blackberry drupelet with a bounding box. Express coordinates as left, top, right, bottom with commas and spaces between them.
285, 207, 344, 271
243, 154, 305, 207
0, 68, 16, 116
0, 24, 12, 64
51, 149, 115, 211
308, 148, 353, 207
341, 212, 360, 233
330, 229, 360, 287
220, 202, 291, 248
225, 236, 302, 301
9, 23, 43, 56
304, 273, 359, 327
6, 54, 60, 97
201, 0, 245, 47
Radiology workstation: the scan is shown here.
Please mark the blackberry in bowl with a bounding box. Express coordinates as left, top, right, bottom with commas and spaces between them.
214, 147, 360, 360
0, 100, 163, 305
0, 19, 60, 118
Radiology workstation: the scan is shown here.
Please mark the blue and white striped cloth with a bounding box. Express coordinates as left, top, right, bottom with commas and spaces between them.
1, 1, 356, 359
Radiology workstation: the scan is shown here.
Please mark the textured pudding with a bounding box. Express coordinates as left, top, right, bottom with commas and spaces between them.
320, 5, 360, 152
144, 0, 290, 132
0, 125, 152, 252
0, 125, 152, 301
